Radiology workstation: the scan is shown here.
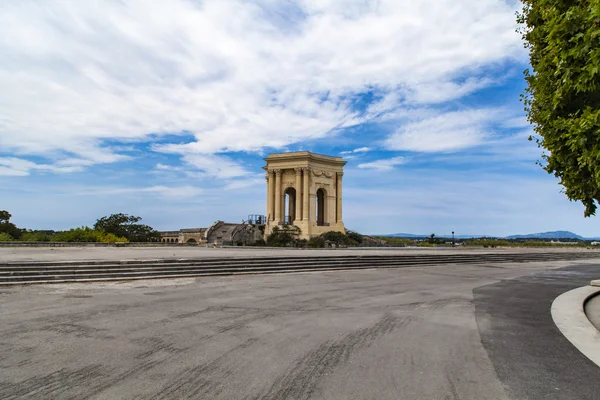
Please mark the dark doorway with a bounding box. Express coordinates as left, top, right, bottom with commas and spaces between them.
316, 188, 326, 226
284, 187, 296, 224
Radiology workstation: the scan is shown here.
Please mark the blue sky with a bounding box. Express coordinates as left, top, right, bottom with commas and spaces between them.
0, 0, 598, 237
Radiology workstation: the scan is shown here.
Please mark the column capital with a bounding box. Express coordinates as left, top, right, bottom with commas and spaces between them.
302, 167, 311, 173
274, 168, 282, 175
336, 172, 344, 178
294, 167, 303, 174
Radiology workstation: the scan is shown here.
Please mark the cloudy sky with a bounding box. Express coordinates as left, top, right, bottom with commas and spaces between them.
0, 0, 597, 237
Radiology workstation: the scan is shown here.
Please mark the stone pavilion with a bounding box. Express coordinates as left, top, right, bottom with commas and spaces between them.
264, 151, 346, 240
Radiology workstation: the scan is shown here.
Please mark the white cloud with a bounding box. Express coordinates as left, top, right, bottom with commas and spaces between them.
224, 177, 266, 190
406, 77, 497, 104
340, 146, 372, 155
0, 157, 84, 176
152, 151, 250, 179
358, 156, 407, 171
384, 108, 503, 152
80, 185, 202, 199
0, 0, 524, 172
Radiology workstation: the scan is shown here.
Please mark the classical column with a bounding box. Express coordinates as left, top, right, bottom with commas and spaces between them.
336, 172, 343, 223
266, 170, 273, 222
294, 168, 302, 222
274, 169, 282, 224
302, 167, 310, 221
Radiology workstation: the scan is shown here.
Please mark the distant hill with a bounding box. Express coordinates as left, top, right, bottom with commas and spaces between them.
383, 233, 424, 238
505, 231, 584, 240
381, 233, 482, 239
380, 230, 598, 240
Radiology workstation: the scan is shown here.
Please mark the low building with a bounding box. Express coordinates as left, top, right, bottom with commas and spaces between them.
159, 228, 207, 244
160, 221, 262, 246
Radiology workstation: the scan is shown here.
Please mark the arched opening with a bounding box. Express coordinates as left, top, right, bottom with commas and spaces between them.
284, 187, 296, 224
316, 188, 326, 226
186, 238, 197, 244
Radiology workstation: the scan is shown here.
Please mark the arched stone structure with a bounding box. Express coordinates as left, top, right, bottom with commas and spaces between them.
264, 151, 346, 240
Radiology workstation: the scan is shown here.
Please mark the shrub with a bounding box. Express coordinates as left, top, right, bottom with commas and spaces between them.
376, 236, 416, 246
346, 230, 363, 244
0, 232, 14, 241
19, 231, 52, 242
321, 231, 360, 246
463, 239, 512, 247
53, 227, 101, 242
307, 237, 325, 248
266, 227, 294, 247
295, 239, 308, 248
99, 233, 129, 243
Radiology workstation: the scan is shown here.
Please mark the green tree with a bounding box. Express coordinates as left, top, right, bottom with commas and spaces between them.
518, 1, 600, 216
0, 210, 10, 223
0, 210, 21, 240
429, 233, 435, 244
94, 213, 160, 242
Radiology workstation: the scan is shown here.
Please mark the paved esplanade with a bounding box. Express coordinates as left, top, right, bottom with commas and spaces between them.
0, 245, 595, 263
1, 252, 600, 399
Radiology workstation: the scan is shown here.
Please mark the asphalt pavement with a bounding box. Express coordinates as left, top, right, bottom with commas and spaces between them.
1, 258, 599, 399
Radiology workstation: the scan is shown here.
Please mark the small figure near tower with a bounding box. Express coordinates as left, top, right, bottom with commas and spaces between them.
264, 151, 346, 240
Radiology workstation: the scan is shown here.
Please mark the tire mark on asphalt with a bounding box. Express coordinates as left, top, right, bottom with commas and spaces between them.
248, 312, 410, 400
149, 337, 259, 399
132, 336, 185, 360
39, 322, 115, 339
0, 365, 104, 400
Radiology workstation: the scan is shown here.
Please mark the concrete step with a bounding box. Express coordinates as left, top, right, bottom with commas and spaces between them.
2, 252, 597, 268
1, 253, 594, 275
1, 252, 596, 270
1, 252, 599, 286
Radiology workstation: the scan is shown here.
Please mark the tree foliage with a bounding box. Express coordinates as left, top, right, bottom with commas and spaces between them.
518, 0, 600, 216
0, 210, 11, 223
306, 237, 324, 248
52, 227, 128, 243
0, 232, 14, 241
20, 231, 53, 242
265, 227, 294, 247
94, 213, 160, 242
0, 210, 21, 240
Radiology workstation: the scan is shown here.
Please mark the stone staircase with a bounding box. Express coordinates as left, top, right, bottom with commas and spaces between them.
1, 252, 599, 286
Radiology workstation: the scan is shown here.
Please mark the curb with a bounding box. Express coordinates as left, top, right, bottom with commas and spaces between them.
551, 286, 600, 368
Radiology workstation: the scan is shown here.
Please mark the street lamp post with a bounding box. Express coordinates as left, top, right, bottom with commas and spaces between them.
452, 231, 455, 245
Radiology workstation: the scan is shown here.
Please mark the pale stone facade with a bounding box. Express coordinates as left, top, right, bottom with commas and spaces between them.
160, 223, 262, 245
160, 228, 207, 244
264, 151, 346, 240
